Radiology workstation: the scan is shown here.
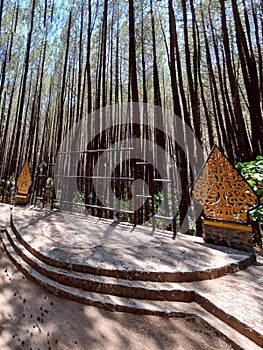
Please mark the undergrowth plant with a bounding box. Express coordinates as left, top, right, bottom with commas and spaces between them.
0, 176, 16, 204
236, 156, 263, 230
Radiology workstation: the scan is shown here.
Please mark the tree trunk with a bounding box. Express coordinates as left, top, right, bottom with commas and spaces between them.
220, 0, 251, 161
10, 0, 36, 176
56, 10, 71, 155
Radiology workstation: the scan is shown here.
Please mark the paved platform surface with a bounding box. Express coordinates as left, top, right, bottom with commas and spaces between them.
192, 260, 263, 342
1, 203, 263, 347
11, 206, 253, 278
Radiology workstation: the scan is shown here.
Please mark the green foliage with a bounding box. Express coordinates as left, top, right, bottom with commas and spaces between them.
46, 177, 54, 186
236, 156, 263, 224
39, 160, 48, 170
153, 191, 163, 211
0, 176, 16, 204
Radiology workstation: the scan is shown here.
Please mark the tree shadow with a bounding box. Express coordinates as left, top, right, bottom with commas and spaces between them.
0, 230, 234, 350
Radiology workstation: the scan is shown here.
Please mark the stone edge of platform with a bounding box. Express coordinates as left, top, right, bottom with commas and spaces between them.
1, 228, 262, 350
10, 211, 256, 283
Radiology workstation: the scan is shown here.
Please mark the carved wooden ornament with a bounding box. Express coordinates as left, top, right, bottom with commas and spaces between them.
17, 160, 32, 195
192, 146, 258, 223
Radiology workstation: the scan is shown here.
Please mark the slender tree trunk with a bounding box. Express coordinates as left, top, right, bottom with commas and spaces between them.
182, 0, 201, 146
56, 10, 71, 154
231, 0, 263, 156
102, 0, 108, 108
251, 0, 263, 104
220, 0, 251, 160
129, 0, 139, 107
168, 0, 191, 233
86, 0, 93, 115
208, 7, 238, 159
202, 10, 233, 162
76, 4, 84, 122
0, 0, 3, 33
10, 0, 36, 176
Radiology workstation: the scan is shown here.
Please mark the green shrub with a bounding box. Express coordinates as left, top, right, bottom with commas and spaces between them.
236, 155, 263, 225
0, 175, 16, 204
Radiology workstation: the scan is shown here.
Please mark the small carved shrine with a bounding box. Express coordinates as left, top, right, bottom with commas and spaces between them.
15, 160, 32, 205
193, 146, 258, 251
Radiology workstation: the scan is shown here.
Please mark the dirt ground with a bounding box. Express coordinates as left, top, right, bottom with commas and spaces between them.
0, 244, 235, 350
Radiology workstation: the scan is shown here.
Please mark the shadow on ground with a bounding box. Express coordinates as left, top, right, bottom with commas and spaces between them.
0, 244, 233, 350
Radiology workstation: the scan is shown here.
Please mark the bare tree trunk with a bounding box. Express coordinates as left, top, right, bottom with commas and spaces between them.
251, 0, 263, 104
76, 4, 84, 123
10, 0, 36, 176
56, 10, 71, 154
231, 0, 263, 156
220, 0, 251, 161
201, 10, 233, 162
180, 0, 201, 149
168, 0, 191, 234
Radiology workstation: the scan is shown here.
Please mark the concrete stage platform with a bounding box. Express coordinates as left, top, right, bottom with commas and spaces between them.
10, 206, 255, 282
1, 204, 263, 349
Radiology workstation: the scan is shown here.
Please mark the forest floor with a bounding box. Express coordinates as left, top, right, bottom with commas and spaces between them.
0, 204, 234, 350
0, 206, 250, 350
0, 244, 233, 350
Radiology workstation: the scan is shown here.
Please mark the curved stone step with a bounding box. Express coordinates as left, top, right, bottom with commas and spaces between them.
1, 229, 202, 314
11, 212, 256, 283
4, 228, 193, 302
1, 230, 262, 350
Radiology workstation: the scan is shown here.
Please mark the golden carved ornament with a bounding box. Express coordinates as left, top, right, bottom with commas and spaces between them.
17, 160, 32, 195
192, 146, 258, 223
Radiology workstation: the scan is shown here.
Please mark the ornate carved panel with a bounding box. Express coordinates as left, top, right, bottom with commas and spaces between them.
192, 146, 258, 223
17, 160, 32, 195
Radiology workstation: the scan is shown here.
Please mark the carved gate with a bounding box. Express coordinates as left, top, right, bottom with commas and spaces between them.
193, 146, 258, 251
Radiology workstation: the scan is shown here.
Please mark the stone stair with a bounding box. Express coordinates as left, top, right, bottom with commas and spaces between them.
10, 212, 256, 283
4, 227, 194, 302
1, 219, 263, 350
1, 229, 263, 350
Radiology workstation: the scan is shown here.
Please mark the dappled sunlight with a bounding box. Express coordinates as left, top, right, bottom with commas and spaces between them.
0, 245, 62, 349
11, 207, 254, 283
0, 246, 234, 349
1, 204, 262, 348
83, 309, 233, 350
0, 0, 262, 347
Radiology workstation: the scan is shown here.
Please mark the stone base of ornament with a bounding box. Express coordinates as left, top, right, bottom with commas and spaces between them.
15, 194, 30, 205
202, 219, 254, 252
